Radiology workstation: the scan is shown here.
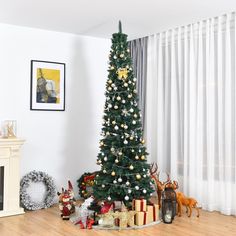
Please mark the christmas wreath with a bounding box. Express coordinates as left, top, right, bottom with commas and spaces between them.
20, 170, 56, 210
77, 172, 97, 199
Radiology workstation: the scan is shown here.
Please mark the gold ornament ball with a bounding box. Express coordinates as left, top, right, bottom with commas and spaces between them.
141, 139, 145, 144
130, 136, 134, 140
82, 182, 85, 185
141, 155, 145, 160
82, 190, 85, 193
108, 79, 112, 84
136, 174, 141, 180
111, 171, 116, 176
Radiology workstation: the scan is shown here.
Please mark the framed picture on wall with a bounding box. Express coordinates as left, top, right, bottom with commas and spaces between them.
30, 60, 66, 111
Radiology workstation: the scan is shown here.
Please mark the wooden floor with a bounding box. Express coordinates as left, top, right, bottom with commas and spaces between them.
0, 204, 236, 236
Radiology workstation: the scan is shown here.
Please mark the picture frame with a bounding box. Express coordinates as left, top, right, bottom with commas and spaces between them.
30, 60, 65, 111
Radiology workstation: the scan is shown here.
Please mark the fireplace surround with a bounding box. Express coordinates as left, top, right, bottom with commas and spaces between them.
0, 139, 25, 217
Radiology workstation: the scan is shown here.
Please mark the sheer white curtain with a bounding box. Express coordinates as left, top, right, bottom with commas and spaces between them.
146, 12, 236, 215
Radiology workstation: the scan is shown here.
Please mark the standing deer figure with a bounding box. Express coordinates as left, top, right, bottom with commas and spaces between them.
150, 163, 179, 208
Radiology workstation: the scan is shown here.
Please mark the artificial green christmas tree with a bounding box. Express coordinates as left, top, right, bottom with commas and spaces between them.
93, 22, 153, 206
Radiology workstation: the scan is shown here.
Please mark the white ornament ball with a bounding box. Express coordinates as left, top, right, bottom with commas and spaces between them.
135, 186, 139, 190
104, 157, 107, 161
115, 159, 119, 163
150, 193, 153, 196
124, 83, 128, 87
117, 96, 121, 101
143, 189, 147, 194
118, 152, 123, 156
107, 196, 111, 201
143, 175, 147, 178
108, 79, 112, 84
135, 155, 139, 160
114, 105, 118, 109
133, 78, 137, 82
124, 140, 128, 144
131, 149, 135, 152
118, 177, 122, 182
111, 147, 115, 152
112, 120, 116, 125
128, 189, 132, 193
129, 165, 134, 170
128, 94, 132, 98
134, 114, 138, 118
114, 125, 119, 130
108, 104, 112, 108
124, 196, 129, 201
132, 120, 136, 125
108, 87, 112, 91
102, 184, 105, 188
111, 83, 115, 87
113, 180, 117, 184
122, 100, 126, 104
103, 169, 106, 173
124, 125, 128, 129
130, 108, 134, 113
114, 87, 118, 91
114, 55, 117, 59
126, 181, 130, 186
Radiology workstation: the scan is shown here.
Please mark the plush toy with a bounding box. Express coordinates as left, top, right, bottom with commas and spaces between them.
57, 180, 76, 220
176, 192, 200, 217
72, 196, 95, 229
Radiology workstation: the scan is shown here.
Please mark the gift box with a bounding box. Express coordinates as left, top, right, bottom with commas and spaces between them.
114, 211, 135, 228
132, 199, 147, 212
135, 211, 147, 226
146, 204, 159, 223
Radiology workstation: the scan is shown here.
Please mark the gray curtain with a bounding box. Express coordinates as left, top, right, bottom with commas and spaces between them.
128, 37, 148, 130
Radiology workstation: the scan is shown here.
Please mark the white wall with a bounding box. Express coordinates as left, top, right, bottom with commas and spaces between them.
0, 23, 110, 197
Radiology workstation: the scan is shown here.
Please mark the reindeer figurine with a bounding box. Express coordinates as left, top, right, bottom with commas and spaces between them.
150, 163, 179, 208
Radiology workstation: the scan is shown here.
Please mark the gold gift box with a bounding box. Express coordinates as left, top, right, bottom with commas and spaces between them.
132, 199, 147, 212
135, 211, 147, 226
146, 204, 159, 223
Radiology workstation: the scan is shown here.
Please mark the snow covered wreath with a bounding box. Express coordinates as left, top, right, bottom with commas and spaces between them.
20, 170, 56, 210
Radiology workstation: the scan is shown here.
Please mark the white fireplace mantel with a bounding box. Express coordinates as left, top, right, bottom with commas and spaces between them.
0, 138, 25, 217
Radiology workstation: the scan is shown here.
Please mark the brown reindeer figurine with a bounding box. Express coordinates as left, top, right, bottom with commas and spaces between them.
150, 163, 178, 208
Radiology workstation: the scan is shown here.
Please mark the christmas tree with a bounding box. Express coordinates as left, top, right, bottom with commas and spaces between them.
93, 22, 153, 206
